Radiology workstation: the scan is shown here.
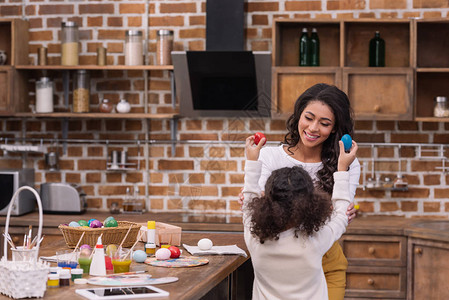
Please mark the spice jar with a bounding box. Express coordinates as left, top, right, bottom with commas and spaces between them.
125, 30, 143, 66
433, 96, 449, 117
73, 70, 90, 113
99, 98, 113, 113
157, 30, 174, 65
47, 274, 59, 288
59, 269, 71, 287
61, 21, 79, 66
35, 77, 53, 113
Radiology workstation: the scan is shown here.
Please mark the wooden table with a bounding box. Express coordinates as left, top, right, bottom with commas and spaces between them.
0, 232, 251, 300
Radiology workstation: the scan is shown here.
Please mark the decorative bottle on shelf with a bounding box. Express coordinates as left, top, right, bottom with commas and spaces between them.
73, 70, 90, 113
369, 31, 385, 67
299, 28, 310, 66
309, 28, 320, 66
116, 99, 131, 113
156, 29, 174, 65
99, 99, 113, 113
61, 21, 79, 66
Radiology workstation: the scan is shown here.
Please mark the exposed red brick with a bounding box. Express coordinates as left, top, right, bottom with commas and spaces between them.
78, 159, 107, 170
167, 199, 183, 210
208, 147, 225, 158
398, 121, 419, 131
128, 16, 142, 27
180, 133, 218, 140
200, 160, 237, 171
401, 201, 418, 212
210, 173, 226, 184
206, 120, 223, 131
86, 173, 102, 183
79, 4, 114, 14
107, 17, 123, 27
390, 134, 429, 143
391, 188, 429, 198
158, 160, 194, 170
247, 2, 279, 12
423, 201, 441, 212
189, 147, 204, 157
423, 174, 441, 185
371, 0, 407, 9
29, 30, 53, 41
180, 186, 217, 197
188, 173, 205, 184
150, 172, 163, 184
119, 3, 145, 14
285, 1, 322, 11
230, 147, 245, 158
87, 198, 102, 209
380, 201, 399, 212
149, 16, 185, 27
160, 3, 197, 13
179, 28, 205, 39
189, 16, 205, 26
434, 188, 449, 198
39, 5, 74, 15
0, 5, 22, 16
188, 199, 226, 211
327, 0, 366, 10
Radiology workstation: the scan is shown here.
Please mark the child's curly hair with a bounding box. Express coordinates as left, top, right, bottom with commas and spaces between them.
247, 166, 333, 243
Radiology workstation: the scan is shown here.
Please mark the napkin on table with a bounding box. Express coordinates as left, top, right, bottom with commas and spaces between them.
182, 244, 247, 258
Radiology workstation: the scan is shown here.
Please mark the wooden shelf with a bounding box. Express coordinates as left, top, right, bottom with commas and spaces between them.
15, 65, 174, 71
415, 117, 449, 122
12, 112, 179, 119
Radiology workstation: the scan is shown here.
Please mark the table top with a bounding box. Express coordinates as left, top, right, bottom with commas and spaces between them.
0, 232, 249, 300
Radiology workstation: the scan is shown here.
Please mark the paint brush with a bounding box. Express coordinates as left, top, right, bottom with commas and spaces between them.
27, 225, 32, 249
89, 233, 103, 260
122, 231, 142, 261
118, 226, 133, 250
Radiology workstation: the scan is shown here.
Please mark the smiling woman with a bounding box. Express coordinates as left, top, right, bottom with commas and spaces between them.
256, 83, 361, 300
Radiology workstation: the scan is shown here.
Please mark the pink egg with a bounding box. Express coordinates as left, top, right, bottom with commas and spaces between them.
80, 244, 91, 250
155, 248, 171, 260
90, 220, 103, 228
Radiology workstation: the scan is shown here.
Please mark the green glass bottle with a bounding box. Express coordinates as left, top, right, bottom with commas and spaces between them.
369, 31, 385, 67
309, 28, 320, 66
299, 28, 309, 66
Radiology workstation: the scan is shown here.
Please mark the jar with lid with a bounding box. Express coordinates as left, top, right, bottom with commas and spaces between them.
35, 77, 53, 113
61, 21, 79, 66
99, 99, 113, 113
125, 30, 143, 66
157, 30, 174, 65
433, 96, 449, 117
73, 70, 90, 113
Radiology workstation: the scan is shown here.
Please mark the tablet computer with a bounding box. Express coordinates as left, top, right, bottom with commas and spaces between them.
75, 285, 169, 299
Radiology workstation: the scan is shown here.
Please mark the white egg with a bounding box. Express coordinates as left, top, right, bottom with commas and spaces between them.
197, 238, 213, 250
132, 250, 147, 263
155, 248, 171, 260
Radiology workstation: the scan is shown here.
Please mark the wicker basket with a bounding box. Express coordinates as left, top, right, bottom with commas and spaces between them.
59, 221, 140, 248
1, 186, 49, 299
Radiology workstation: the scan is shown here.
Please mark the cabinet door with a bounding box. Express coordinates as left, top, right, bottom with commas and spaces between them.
0, 68, 12, 114
271, 67, 341, 118
343, 67, 413, 120
408, 238, 449, 300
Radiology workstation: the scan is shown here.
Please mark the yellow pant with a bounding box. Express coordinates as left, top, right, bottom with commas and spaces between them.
322, 241, 348, 300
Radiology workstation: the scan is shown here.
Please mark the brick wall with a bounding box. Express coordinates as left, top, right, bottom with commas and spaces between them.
1, 0, 449, 218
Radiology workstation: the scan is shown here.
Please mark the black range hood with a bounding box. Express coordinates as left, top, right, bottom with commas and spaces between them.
172, 0, 271, 118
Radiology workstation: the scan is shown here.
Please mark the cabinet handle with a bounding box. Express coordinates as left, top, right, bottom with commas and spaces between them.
367, 278, 374, 285
374, 105, 381, 112
415, 247, 423, 255
368, 247, 375, 254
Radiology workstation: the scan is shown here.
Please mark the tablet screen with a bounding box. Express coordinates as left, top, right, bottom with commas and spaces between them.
87, 287, 158, 296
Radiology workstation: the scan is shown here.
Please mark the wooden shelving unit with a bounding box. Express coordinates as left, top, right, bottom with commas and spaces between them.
15, 65, 174, 71
271, 18, 414, 120
13, 112, 178, 119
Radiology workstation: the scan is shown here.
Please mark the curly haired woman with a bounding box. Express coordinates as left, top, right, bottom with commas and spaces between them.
243, 134, 358, 300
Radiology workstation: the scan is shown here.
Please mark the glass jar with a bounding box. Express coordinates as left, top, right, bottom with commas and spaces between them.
369, 31, 385, 67
73, 70, 90, 113
99, 98, 113, 113
125, 30, 143, 66
35, 77, 53, 113
433, 96, 449, 117
61, 21, 79, 66
157, 29, 174, 65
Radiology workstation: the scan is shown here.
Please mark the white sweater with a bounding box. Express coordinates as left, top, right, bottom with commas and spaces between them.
243, 160, 352, 300
258, 145, 360, 200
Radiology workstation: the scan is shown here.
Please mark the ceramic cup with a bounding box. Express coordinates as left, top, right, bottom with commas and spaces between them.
0, 50, 7, 65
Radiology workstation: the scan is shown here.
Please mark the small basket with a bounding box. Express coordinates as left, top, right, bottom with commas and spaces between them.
1, 186, 49, 299
59, 221, 140, 248
139, 222, 182, 246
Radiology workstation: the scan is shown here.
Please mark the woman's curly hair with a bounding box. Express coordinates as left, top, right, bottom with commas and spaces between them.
247, 166, 333, 243
283, 83, 354, 195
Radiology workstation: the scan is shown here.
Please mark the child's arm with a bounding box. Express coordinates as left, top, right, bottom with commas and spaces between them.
242, 135, 266, 226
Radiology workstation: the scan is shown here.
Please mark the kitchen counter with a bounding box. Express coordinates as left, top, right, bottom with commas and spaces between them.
0, 232, 249, 300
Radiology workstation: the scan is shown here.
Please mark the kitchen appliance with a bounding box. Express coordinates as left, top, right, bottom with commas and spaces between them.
40, 183, 86, 214
0, 169, 36, 216
45, 151, 59, 171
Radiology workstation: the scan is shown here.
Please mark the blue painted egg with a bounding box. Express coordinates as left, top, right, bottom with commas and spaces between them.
69, 221, 80, 227
88, 219, 96, 226
341, 134, 352, 152
133, 250, 147, 263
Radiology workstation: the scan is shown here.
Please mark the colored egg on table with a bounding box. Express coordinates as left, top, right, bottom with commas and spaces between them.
104, 216, 115, 221
341, 134, 352, 152
106, 244, 117, 256
69, 221, 80, 227
155, 248, 171, 260
89, 220, 103, 228
104, 218, 118, 228
78, 220, 88, 227
87, 219, 97, 226
197, 238, 213, 251
133, 250, 147, 263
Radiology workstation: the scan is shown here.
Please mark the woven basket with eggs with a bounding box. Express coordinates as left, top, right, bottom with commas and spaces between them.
58, 221, 140, 248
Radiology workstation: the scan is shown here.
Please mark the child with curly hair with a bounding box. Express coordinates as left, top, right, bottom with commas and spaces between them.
243, 134, 358, 300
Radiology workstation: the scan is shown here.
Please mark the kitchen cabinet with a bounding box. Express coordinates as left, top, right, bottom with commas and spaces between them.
340, 235, 407, 299
414, 19, 449, 122
0, 18, 29, 115
272, 19, 413, 120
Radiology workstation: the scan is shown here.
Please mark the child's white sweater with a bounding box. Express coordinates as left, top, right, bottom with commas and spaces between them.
242, 160, 351, 300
